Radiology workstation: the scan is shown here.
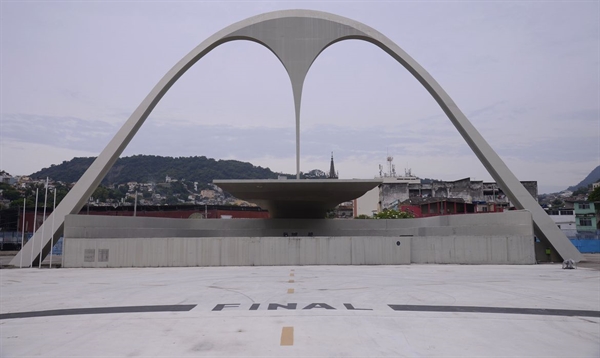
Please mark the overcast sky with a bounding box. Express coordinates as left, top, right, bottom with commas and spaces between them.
1, 0, 598, 193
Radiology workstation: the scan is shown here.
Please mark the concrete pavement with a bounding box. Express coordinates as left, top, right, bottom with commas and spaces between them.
1, 264, 599, 357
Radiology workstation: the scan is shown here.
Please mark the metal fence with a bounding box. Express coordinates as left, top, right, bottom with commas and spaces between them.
0, 231, 26, 250
0, 232, 63, 253
568, 238, 600, 253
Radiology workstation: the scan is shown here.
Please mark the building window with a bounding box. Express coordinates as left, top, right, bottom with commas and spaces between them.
579, 203, 590, 210
579, 218, 592, 226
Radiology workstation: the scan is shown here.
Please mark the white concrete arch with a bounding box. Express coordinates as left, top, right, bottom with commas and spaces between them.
13, 9, 581, 267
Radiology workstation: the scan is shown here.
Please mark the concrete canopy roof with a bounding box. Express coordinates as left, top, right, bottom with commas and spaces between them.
213, 179, 382, 218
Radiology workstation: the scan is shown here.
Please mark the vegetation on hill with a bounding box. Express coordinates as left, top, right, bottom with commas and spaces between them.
30, 155, 300, 188
568, 165, 600, 191
588, 186, 600, 202
3, 181, 73, 209
0, 183, 21, 201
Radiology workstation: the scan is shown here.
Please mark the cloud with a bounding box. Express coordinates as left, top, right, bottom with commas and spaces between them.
1, 139, 101, 176
1, 1, 598, 194
1, 113, 118, 152
2, 109, 598, 194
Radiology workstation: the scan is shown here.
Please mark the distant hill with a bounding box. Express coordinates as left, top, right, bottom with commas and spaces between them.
567, 165, 600, 191
30, 155, 299, 188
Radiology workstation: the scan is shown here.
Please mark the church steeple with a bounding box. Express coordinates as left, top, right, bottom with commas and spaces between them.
328, 152, 338, 179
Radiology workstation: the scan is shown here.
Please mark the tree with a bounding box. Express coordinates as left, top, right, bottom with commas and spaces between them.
10, 198, 35, 208
304, 169, 327, 179
92, 186, 110, 202
374, 209, 415, 219
572, 186, 590, 196
588, 186, 600, 202
165, 196, 179, 205
0, 183, 21, 201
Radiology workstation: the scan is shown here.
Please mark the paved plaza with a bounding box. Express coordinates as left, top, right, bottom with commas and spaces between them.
1, 263, 599, 357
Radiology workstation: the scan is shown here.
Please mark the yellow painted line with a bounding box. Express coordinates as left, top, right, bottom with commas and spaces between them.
280, 326, 294, 346
288, 279, 294, 283
290, 273, 295, 277
287, 288, 294, 294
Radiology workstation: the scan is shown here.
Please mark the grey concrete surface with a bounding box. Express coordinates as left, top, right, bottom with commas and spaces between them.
411, 236, 534, 264
63, 236, 412, 268
213, 179, 381, 218
63, 210, 534, 239
61, 211, 535, 266
11, 9, 581, 268
62, 235, 533, 267
1, 265, 598, 356
576, 254, 600, 270
0, 251, 61, 268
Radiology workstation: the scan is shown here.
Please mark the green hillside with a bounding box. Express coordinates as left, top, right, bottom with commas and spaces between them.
567, 165, 600, 191
30, 155, 296, 188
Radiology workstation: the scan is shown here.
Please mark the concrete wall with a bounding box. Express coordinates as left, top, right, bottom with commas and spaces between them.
63, 210, 535, 266
64, 210, 533, 239
407, 211, 535, 264
63, 236, 411, 267
411, 236, 534, 264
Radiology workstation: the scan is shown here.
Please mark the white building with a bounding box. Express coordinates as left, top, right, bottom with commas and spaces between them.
545, 208, 577, 237
353, 158, 420, 217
